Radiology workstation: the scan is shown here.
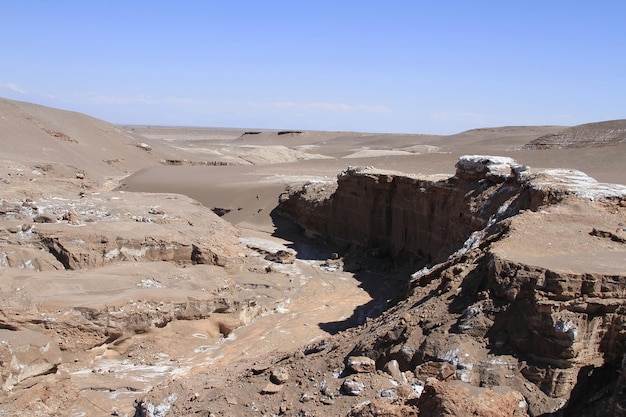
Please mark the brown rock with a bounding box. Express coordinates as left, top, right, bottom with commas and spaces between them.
264, 249, 296, 264
347, 399, 419, 417
62, 210, 80, 224
260, 382, 283, 395
270, 367, 290, 384
415, 361, 456, 381
33, 214, 57, 223
347, 356, 376, 373
383, 360, 405, 383
418, 378, 527, 417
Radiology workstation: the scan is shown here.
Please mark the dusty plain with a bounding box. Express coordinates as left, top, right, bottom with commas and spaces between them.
0, 97, 625, 416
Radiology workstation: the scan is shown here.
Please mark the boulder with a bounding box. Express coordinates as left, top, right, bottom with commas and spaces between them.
418, 378, 527, 417
270, 367, 290, 385
341, 378, 366, 396
347, 356, 376, 373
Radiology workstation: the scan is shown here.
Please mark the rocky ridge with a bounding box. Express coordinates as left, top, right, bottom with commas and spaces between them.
523, 119, 626, 149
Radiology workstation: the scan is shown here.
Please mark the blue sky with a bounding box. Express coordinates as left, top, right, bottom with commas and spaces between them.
1, 1, 625, 134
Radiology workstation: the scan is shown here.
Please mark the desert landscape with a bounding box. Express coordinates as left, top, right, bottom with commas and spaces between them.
0, 96, 625, 416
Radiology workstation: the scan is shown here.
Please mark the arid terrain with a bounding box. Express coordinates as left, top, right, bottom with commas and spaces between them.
0, 97, 625, 416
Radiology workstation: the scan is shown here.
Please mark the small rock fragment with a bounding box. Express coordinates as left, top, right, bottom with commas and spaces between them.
384, 359, 406, 383
265, 249, 296, 264
299, 392, 315, 402
270, 367, 290, 385
261, 382, 283, 395
341, 378, 365, 396
347, 356, 376, 373
33, 214, 56, 223
415, 361, 456, 381
63, 210, 80, 224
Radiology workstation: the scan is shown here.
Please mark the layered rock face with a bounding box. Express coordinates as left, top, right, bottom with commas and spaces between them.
278, 156, 626, 415
0, 191, 243, 271
279, 156, 624, 262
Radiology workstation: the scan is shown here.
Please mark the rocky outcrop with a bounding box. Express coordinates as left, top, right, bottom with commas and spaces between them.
278, 155, 626, 262
276, 155, 626, 416
278, 160, 520, 262
0, 191, 244, 270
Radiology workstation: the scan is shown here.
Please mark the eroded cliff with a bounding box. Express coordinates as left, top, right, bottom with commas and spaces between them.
268, 155, 626, 416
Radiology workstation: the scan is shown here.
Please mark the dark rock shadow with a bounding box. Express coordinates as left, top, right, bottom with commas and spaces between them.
270, 207, 419, 335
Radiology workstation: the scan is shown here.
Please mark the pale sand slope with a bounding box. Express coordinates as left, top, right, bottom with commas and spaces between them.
0, 98, 187, 181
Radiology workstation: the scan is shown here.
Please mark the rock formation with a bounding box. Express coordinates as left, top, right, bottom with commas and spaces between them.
266, 155, 626, 415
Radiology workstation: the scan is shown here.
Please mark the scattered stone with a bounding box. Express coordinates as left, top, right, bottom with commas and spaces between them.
590, 227, 626, 243
415, 361, 456, 381
251, 363, 272, 375
211, 207, 231, 217
320, 396, 334, 405
380, 388, 398, 398
301, 340, 331, 355
33, 214, 56, 223
383, 360, 405, 383
261, 382, 283, 395
270, 367, 290, 385
265, 249, 296, 264
299, 392, 315, 402
341, 378, 366, 396
347, 356, 376, 373
62, 210, 80, 224
320, 382, 334, 398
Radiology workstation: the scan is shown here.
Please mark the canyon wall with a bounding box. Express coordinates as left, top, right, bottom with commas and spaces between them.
278, 156, 626, 415
278, 156, 567, 262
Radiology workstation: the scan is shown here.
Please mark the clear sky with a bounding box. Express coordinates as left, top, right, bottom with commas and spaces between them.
1, 1, 625, 134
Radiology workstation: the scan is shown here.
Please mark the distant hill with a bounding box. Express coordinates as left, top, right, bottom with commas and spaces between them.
0, 97, 169, 179
523, 119, 626, 149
